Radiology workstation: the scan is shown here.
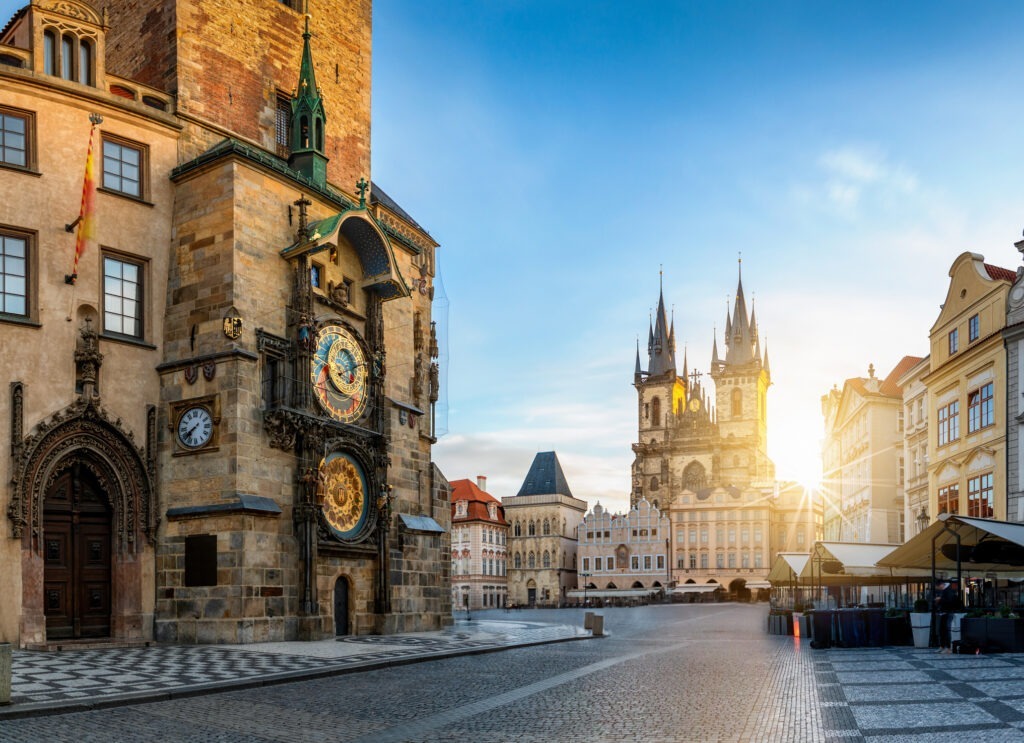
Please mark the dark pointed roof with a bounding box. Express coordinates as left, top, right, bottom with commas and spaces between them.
516, 451, 574, 498
647, 279, 677, 377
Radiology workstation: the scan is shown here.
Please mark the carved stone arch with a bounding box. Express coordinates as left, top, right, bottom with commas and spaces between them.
287, 210, 409, 301
11, 401, 154, 553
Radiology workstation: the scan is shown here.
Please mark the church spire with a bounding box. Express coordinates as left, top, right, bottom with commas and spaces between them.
647, 273, 676, 377
711, 329, 720, 367
724, 257, 756, 366
289, 15, 329, 186
634, 339, 642, 382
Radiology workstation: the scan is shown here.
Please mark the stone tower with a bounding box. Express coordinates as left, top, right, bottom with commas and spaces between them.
709, 262, 774, 486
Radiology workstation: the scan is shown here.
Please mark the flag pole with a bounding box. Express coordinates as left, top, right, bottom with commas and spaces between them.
65, 113, 103, 285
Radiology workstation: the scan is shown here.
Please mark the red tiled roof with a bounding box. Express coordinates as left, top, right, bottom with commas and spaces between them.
450, 479, 507, 525
985, 263, 1017, 282
880, 355, 924, 397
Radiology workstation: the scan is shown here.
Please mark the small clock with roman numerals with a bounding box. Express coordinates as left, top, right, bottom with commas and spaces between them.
170, 396, 220, 455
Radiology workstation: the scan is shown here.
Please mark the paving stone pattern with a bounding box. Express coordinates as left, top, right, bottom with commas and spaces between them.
4, 606, 1024, 741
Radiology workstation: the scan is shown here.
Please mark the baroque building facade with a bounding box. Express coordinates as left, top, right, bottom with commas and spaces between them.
504, 452, 586, 607
631, 268, 818, 596
450, 476, 508, 611
0, 0, 449, 647
820, 357, 918, 544
1004, 239, 1024, 524
898, 356, 931, 537
924, 253, 1012, 527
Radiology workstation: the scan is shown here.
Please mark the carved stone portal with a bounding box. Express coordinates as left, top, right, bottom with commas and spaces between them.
9, 398, 155, 554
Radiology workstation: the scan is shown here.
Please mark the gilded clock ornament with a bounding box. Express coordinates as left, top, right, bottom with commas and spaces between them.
319, 452, 369, 540
688, 398, 701, 413
311, 325, 369, 422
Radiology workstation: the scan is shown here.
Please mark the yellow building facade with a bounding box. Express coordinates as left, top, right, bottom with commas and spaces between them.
924, 252, 1014, 526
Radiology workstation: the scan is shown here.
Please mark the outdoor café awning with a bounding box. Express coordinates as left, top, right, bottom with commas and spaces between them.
877, 514, 1024, 575
744, 580, 772, 590
669, 584, 722, 594
767, 553, 810, 585
800, 541, 919, 584
566, 589, 657, 598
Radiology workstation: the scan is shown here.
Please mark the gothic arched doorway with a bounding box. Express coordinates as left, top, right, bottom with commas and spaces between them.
334, 576, 350, 636
43, 467, 112, 639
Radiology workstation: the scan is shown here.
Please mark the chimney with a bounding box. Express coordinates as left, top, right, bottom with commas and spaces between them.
476, 475, 487, 491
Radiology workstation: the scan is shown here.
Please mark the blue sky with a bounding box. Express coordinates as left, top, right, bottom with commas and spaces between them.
369, 1, 1024, 511
6, 1, 1024, 513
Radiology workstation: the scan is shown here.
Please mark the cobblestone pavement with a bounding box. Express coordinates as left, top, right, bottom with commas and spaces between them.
2, 618, 586, 714
2, 605, 1023, 741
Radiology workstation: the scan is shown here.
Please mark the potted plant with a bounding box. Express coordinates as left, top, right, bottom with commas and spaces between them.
910, 598, 932, 648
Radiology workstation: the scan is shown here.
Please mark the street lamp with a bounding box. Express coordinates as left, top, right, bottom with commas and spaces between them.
916, 507, 929, 535
579, 572, 591, 607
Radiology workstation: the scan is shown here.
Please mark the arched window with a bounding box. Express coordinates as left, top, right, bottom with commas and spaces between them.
315, 118, 323, 150
528, 521, 536, 536
514, 552, 522, 569
731, 388, 743, 417
78, 38, 92, 85
649, 476, 659, 492
542, 551, 551, 568
514, 521, 521, 537
542, 519, 550, 535
300, 115, 309, 148
651, 397, 661, 426
61, 34, 74, 80
684, 461, 706, 491
528, 552, 536, 568
43, 30, 57, 75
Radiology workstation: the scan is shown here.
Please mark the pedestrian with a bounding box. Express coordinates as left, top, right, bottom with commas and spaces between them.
935, 580, 960, 653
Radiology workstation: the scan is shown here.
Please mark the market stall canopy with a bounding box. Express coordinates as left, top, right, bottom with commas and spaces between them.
767, 553, 810, 585
877, 514, 1024, 574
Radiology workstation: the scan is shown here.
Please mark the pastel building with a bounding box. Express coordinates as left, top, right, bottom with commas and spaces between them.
450, 477, 508, 611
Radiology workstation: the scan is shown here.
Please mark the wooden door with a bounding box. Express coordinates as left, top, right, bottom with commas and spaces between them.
44, 468, 112, 639
334, 576, 349, 635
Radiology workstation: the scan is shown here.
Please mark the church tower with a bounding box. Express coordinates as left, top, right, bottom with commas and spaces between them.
631, 278, 685, 508
709, 261, 774, 486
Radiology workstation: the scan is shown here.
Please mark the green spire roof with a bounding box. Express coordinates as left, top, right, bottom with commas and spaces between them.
289, 16, 328, 185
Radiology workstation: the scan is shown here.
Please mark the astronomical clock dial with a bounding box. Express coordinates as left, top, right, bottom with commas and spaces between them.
319, 452, 370, 540
688, 398, 701, 413
311, 325, 369, 422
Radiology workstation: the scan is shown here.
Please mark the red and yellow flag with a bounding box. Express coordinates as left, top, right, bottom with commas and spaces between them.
69, 120, 98, 282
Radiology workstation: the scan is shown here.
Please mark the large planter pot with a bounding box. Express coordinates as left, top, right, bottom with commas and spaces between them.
985, 617, 1024, 652
910, 612, 932, 648
882, 615, 910, 646
0, 643, 9, 705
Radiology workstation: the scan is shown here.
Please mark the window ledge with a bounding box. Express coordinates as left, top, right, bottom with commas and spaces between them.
0, 314, 40, 328
99, 332, 157, 350
97, 186, 154, 207
0, 163, 41, 177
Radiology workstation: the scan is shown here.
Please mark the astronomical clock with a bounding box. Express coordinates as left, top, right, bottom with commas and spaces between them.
311, 324, 369, 424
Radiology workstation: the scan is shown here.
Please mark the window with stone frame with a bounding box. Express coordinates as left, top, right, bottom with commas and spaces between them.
689, 553, 697, 569
700, 553, 708, 569
0, 106, 32, 169
969, 313, 980, 343
948, 328, 959, 355
102, 134, 146, 199
967, 383, 994, 433
937, 400, 959, 446
938, 483, 959, 515
0, 229, 30, 319
102, 253, 144, 338
716, 553, 724, 569
275, 91, 292, 157
967, 473, 993, 518
631, 555, 639, 570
